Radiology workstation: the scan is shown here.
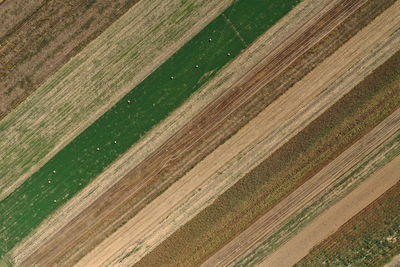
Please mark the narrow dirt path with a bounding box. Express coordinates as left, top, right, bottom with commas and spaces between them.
260, 154, 400, 267
385, 255, 400, 267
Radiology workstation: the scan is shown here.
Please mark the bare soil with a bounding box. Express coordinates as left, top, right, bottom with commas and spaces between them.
0, 0, 45, 40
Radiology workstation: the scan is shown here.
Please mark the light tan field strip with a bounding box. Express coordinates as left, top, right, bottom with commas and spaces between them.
23, 0, 366, 265
0, 0, 234, 201
11, 0, 340, 265
385, 255, 400, 267
205, 107, 400, 267
260, 153, 400, 267
76, 5, 400, 265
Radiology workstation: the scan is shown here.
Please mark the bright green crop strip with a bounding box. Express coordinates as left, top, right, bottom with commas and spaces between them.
0, 0, 300, 257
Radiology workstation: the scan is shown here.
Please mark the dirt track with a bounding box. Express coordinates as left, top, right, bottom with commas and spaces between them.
77, 2, 400, 266
204, 107, 400, 267
385, 255, 400, 267
16, 0, 370, 265
260, 151, 400, 267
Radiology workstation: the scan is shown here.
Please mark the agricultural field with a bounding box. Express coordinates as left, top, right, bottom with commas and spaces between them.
1, 0, 400, 266
296, 180, 400, 267
0, 0, 144, 119
137, 14, 400, 265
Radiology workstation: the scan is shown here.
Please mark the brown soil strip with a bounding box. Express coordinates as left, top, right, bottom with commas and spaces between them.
82, 4, 400, 266
206, 107, 400, 267
19, 0, 371, 266
0, 0, 45, 40
235, 121, 400, 267
386, 255, 400, 267
296, 182, 400, 266
262, 157, 400, 267
0, 0, 144, 119
139, 26, 400, 267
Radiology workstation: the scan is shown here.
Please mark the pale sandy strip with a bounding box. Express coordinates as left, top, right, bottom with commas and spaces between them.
76, 4, 400, 266
259, 154, 400, 267
9, 0, 337, 264
0, 0, 235, 201
386, 255, 400, 267
205, 109, 400, 267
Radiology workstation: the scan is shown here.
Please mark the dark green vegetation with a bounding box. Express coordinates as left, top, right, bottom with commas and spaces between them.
137, 48, 400, 267
0, 0, 301, 257
296, 181, 400, 267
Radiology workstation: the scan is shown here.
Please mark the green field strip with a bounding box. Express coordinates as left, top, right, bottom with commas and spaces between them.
0, 0, 301, 257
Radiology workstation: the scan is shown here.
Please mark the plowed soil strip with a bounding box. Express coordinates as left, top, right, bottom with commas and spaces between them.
236, 122, 400, 266
261, 155, 400, 267
83, 4, 400, 267
209, 108, 400, 267
208, 26, 400, 267
0, 0, 44, 40
19, 0, 365, 266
